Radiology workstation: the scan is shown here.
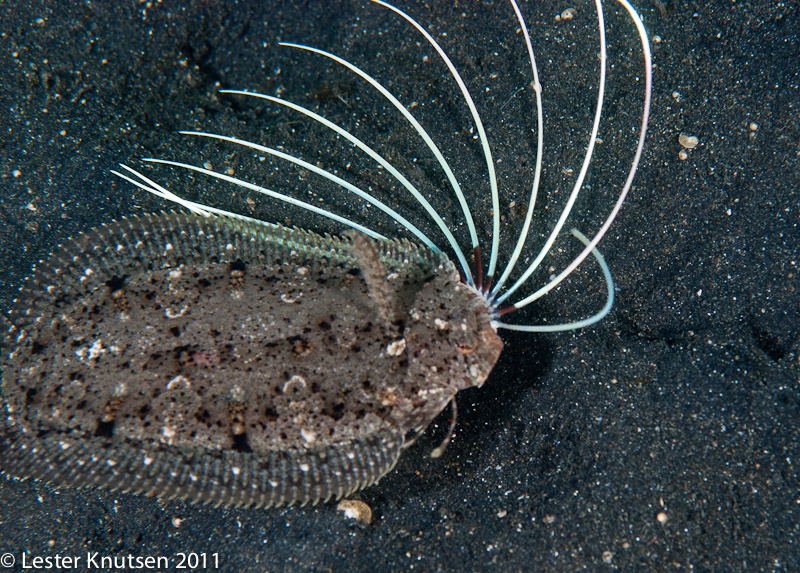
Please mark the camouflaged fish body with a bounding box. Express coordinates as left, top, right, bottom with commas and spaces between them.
1, 0, 653, 509
1, 212, 501, 507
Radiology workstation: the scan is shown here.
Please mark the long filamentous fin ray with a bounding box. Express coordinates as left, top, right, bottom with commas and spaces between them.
113, 163, 386, 241
494, 0, 609, 307
494, 0, 652, 326
489, 0, 546, 296
218, 89, 472, 282
177, 130, 440, 256
277, 42, 481, 259
494, 228, 614, 332
115, 0, 653, 335
112, 166, 213, 218
366, 0, 499, 280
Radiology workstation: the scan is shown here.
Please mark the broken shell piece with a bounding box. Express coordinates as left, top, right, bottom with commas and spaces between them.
558, 8, 577, 21
678, 132, 699, 149
337, 499, 372, 524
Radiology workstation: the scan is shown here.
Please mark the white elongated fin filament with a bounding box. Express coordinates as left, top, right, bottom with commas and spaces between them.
495, 0, 608, 306
494, 229, 613, 332
112, 163, 386, 241
278, 42, 481, 265
113, 165, 213, 218
367, 0, 500, 281
114, 0, 653, 335
178, 130, 440, 255
218, 90, 471, 279
500, 0, 652, 315
491, 0, 546, 296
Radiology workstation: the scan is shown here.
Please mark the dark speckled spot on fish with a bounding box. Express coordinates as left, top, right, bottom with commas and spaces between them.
1, 0, 651, 508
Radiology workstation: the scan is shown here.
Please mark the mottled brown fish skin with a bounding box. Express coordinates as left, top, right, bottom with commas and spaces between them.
1, 212, 501, 508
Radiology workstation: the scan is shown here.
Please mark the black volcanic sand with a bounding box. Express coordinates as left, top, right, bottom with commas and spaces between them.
0, 1, 797, 571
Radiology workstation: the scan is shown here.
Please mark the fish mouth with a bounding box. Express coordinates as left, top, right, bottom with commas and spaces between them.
464, 296, 504, 388
473, 324, 504, 388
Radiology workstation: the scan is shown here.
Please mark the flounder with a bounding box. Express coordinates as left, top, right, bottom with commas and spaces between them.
1, 0, 651, 507
2, 213, 500, 507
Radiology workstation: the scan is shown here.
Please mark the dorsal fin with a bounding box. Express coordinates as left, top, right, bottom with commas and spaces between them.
1, 419, 405, 509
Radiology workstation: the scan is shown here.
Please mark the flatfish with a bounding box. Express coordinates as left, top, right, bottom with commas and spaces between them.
1, 213, 501, 507
1, 0, 652, 507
